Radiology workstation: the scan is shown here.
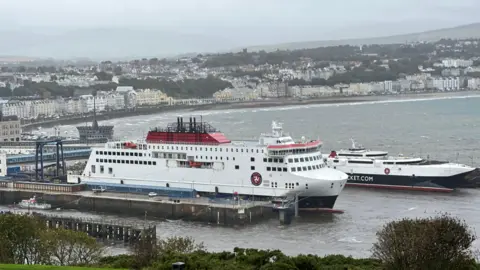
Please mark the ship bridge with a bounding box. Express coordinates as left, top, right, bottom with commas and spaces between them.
260, 121, 322, 157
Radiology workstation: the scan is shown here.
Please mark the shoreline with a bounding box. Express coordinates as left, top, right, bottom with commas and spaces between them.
22, 91, 480, 130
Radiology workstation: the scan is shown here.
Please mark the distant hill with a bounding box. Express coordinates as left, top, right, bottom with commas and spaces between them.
2, 23, 480, 60
242, 23, 480, 52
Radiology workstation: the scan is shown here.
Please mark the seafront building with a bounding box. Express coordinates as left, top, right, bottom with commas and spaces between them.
0, 113, 21, 142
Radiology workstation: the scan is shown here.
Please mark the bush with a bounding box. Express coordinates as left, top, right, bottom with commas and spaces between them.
372, 214, 477, 269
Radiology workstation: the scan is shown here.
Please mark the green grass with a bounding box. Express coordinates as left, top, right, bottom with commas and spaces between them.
0, 265, 124, 270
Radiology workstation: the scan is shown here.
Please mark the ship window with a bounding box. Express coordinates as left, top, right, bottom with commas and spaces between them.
112, 152, 116, 156
282, 168, 287, 172
96, 158, 99, 162
348, 160, 373, 164
263, 158, 267, 162
250, 157, 255, 162
273, 158, 278, 163
96, 151, 98, 154
210, 148, 213, 151
256, 149, 259, 153
294, 158, 299, 162
130, 152, 134, 156
291, 167, 296, 172
108, 151, 111, 155
176, 147, 178, 150
121, 152, 124, 156
99, 165, 104, 173
236, 149, 238, 152
235, 165, 239, 170
196, 155, 198, 159
268, 158, 272, 162
226, 148, 228, 152
108, 159, 112, 163
215, 148, 217, 151
262, 150, 264, 153
220, 148, 222, 152
272, 167, 277, 171
135, 153, 138, 157
121, 160, 125, 164
241, 149, 243, 153
277, 167, 281, 171
210, 156, 213, 160
139, 153, 143, 157
333, 160, 339, 163
91, 165, 96, 173
108, 167, 113, 174
288, 158, 293, 163
200, 147, 202, 150
308, 166, 312, 170
135, 161, 138, 164
215, 157, 218, 160
181, 147, 183, 150
251, 166, 255, 170
153, 161, 156, 165
267, 167, 271, 171
148, 161, 151, 165
302, 166, 307, 171
227, 157, 229, 160
233, 157, 235, 161
221, 157, 223, 160
279, 158, 284, 163
113, 160, 116, 163
300, 158, 305, 162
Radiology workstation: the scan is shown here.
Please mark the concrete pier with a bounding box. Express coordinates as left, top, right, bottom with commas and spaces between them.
0, 189, 276, 226
33, 213, 156, 244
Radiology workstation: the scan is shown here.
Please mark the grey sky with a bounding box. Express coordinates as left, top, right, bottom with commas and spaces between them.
0, 0, 479, 58
2, 0, 479, 38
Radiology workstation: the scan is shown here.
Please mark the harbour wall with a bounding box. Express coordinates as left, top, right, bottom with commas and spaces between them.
0, 189, 275, 226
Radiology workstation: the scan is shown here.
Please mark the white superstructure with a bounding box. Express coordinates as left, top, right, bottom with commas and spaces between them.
72, 118, 348, 209
323, 139, 475, 191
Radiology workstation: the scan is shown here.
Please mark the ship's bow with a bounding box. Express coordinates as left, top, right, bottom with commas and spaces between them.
291, 168, 348, 209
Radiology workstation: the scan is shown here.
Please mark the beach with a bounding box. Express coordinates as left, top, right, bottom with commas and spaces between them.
21, 91, 480, 130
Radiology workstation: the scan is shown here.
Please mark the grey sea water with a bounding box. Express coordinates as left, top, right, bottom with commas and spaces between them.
23, 93, 480, 257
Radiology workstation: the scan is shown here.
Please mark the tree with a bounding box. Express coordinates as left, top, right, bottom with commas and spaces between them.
131, 235, 205, 269
0, 214, 49, 264
42, 228, 104, 266
372, 214, 477, 269
113, 66, 122, 76
94, 71, 113, 81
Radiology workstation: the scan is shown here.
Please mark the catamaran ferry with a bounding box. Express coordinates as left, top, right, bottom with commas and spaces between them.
324, 139, 475, 192
71, 117, 348, 210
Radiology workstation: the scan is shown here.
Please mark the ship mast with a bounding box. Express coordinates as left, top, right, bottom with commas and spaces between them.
92, 92, 99, 129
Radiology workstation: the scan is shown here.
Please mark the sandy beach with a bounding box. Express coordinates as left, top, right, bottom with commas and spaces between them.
22, 91, 480, 130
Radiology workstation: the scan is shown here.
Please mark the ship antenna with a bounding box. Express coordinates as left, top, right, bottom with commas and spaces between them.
92, 92, 99, 129
350, 138, 355, 149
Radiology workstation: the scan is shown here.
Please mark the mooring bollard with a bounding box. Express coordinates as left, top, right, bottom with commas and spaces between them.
172, 262, 185, 270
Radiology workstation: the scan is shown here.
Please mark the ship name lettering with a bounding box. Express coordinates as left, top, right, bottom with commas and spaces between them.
348, 175, 374, 182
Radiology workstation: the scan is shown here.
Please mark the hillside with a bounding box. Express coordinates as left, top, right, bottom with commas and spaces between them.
243, 23, 480, 52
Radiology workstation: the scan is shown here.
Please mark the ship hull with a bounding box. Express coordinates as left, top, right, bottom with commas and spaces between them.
345, 171, 472, 192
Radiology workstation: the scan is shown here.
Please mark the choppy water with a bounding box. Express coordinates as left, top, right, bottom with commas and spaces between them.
27, 93, 480, 257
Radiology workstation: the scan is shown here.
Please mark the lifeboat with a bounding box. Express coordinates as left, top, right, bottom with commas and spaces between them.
189, 161, 202, 168
123, 142, 137, 149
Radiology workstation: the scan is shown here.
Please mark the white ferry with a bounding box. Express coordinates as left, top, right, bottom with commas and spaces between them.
70, 117, 348, 210
324, 139, 475, 192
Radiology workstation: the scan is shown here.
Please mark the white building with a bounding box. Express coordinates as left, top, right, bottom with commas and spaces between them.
432, 77, 460, 91
467, 78, 480, 89
442, 59, 473, 68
